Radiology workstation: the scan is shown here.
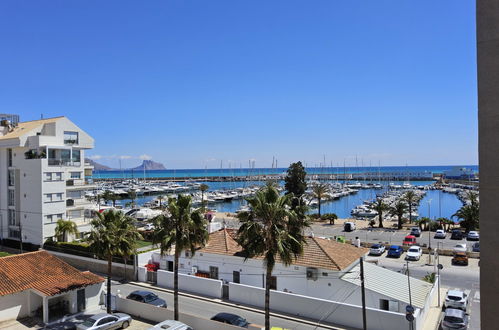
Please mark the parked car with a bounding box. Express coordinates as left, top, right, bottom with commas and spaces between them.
344, 222, 356, 232
434, 229, 446, 239
405, 246, 423, 261
441, 308, 469, 330
148, 320, 192, 330
387, 245, 404, 258
369, 244, 386, 256
126, 290, 167, 308
410, 227, 421, 237
453, 244, 467, 253
211, 313, 249, 328
402, 235, 417, 246
451, 229, 464, 240
143, 223, 155, 231
444, 289, 469, 310
452, 252, 469, 266
472, 242, 480, 252
77, 313, 132, 330
467, 231, 479, 241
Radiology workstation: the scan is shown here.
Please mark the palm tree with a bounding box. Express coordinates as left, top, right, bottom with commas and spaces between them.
326, 213, 338, 225
404, 191, 417, 223
236, 185, 309, 330
312, 183, 329, 217
416, 217, 430, 231
128, 189, 137, 206
373, 198, 390, 228
157, 195, 166, 210
116, 217, 142, 282
87, 209, 141, 313
54, 219, 79, 242
152, 195, 208, 321
452, 191, 479, 232
390, 200, 408, 230
110, 193, 119, 208
101, 190, 113, 206
199, 184, 209, 210
441, 218, 455, 232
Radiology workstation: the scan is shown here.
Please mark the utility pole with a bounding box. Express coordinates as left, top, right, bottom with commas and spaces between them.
406, 260, 414, 330
359, 257, 367, 330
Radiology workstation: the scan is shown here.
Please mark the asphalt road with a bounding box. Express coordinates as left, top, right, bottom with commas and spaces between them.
365, 254, 480, 330
110, 282, 342, 330
309, 223, 480, 252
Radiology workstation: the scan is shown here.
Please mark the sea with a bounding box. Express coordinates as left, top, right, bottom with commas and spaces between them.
91, 165, 478, 180
96, 165, 475, 221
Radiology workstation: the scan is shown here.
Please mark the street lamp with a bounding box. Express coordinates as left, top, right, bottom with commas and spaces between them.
427, 199, 432, 265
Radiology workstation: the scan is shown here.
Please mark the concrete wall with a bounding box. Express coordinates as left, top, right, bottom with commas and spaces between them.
157, 270, 222, 299
47, 250, 136, 281
0, 291, 29, 322
115, 296, 261, 330
477, 0, 499, 328
228, 283, 410, 330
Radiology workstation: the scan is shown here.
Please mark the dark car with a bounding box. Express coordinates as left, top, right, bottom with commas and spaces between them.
211, 313, 249, 328
472, 242, 480, 252
126, 290, 167, 308
451, 229, 464, 240
387, 245, 404, 258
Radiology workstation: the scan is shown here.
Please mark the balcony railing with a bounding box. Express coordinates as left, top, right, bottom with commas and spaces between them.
66, 180, 74, 186
48, 159, 81, 167
64, 139, 78, 145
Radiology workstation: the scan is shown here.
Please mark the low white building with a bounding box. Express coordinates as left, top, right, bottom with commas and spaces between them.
152, 228, 434, 317
0, 114, 96, 248
0, 250, 104, 324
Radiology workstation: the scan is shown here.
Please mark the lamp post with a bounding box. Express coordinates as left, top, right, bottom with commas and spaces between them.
427, 199, 432, 265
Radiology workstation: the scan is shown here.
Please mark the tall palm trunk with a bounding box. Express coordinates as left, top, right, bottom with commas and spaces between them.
123, 257, 127, 282
265, 264, 273, 330
318, 198, 322, 217
408, 202, 413, 224
174, 246, 180, 320
107, 256, 112, 313
378, 211, 383, 228
398, 215, 402, 230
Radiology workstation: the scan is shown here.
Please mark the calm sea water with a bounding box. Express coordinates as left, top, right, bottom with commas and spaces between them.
110, 179, 464, 221
92, 165, 478, 180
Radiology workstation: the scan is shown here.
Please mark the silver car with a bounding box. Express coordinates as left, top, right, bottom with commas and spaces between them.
148, 320, 193, 330
441, 308, 469, 330
77, 313, 132, 330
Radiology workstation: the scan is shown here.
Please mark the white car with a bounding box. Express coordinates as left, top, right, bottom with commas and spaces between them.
405, 246, 422, 261
148, 320, 193, 330
77, 313, 132, 330
467, 231, 479, 241
369, 244, 386, 256
453, 244, 467, 253
434, 229, 446, 239
444, 289, 468, 310
143, 223, 155, 231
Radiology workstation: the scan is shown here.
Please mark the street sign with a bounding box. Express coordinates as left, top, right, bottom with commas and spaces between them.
438, 264, 443, 270
406, 313, 415, 322
406, 305, 415, 314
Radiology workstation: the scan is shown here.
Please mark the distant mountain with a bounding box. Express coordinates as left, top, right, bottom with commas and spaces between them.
132, 160, 166, 171
85, 158, 114, 171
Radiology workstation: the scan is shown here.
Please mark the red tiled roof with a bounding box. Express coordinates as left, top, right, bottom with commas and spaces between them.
0, 250, 104, 297
198, 229, 368, 271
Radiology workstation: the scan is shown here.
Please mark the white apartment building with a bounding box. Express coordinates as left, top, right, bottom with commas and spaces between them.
0, 114, 95, 248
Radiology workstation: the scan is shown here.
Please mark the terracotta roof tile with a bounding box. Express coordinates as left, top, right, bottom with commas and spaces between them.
0, 250, 104, 296
198, 229, 368, 271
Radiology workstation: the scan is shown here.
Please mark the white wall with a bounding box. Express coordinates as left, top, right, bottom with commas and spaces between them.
115, 296, 261, 330
0, 291, 29, 322
85, 283, 104, 311
157, 270, 222, 299
228, 283, 410, 330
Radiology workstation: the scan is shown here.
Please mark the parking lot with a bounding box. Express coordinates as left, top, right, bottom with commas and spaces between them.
310, 222, 480, 252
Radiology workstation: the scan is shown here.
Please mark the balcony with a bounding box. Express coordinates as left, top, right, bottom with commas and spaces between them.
64, 139, 78, 145
48, 159, 81, 167
65, 179, 96, 190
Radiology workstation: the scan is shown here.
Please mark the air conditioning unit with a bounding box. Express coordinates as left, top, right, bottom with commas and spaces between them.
306, 267, 318, 281
191, 266, 198, 274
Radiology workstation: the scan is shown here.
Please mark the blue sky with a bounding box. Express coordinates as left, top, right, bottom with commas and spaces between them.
0, 1, 477, 169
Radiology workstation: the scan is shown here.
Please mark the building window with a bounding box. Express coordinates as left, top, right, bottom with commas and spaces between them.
45, 193, 63, 203
45, 213, 64, 223
233, 271, 240, 284
8, 190, 15, 206
7, 148, 12, 167
8, 210, 17, 226
64, 131, 79, 144
70, 171, 81, 179
379, 299, 399, 312
8, 170, 15, 186
68, 210, 82, 219
8, 229, 20, 239
72, 150, 81, 163
270, 276, 277, 290
209, 266, 219, 280
44, 172, 63, 181
67, 190, 82, 199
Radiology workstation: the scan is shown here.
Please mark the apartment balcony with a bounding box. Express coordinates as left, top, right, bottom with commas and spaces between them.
47, 159, 82, 167
65, 179, 96, 190
66, 197, 92, 209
